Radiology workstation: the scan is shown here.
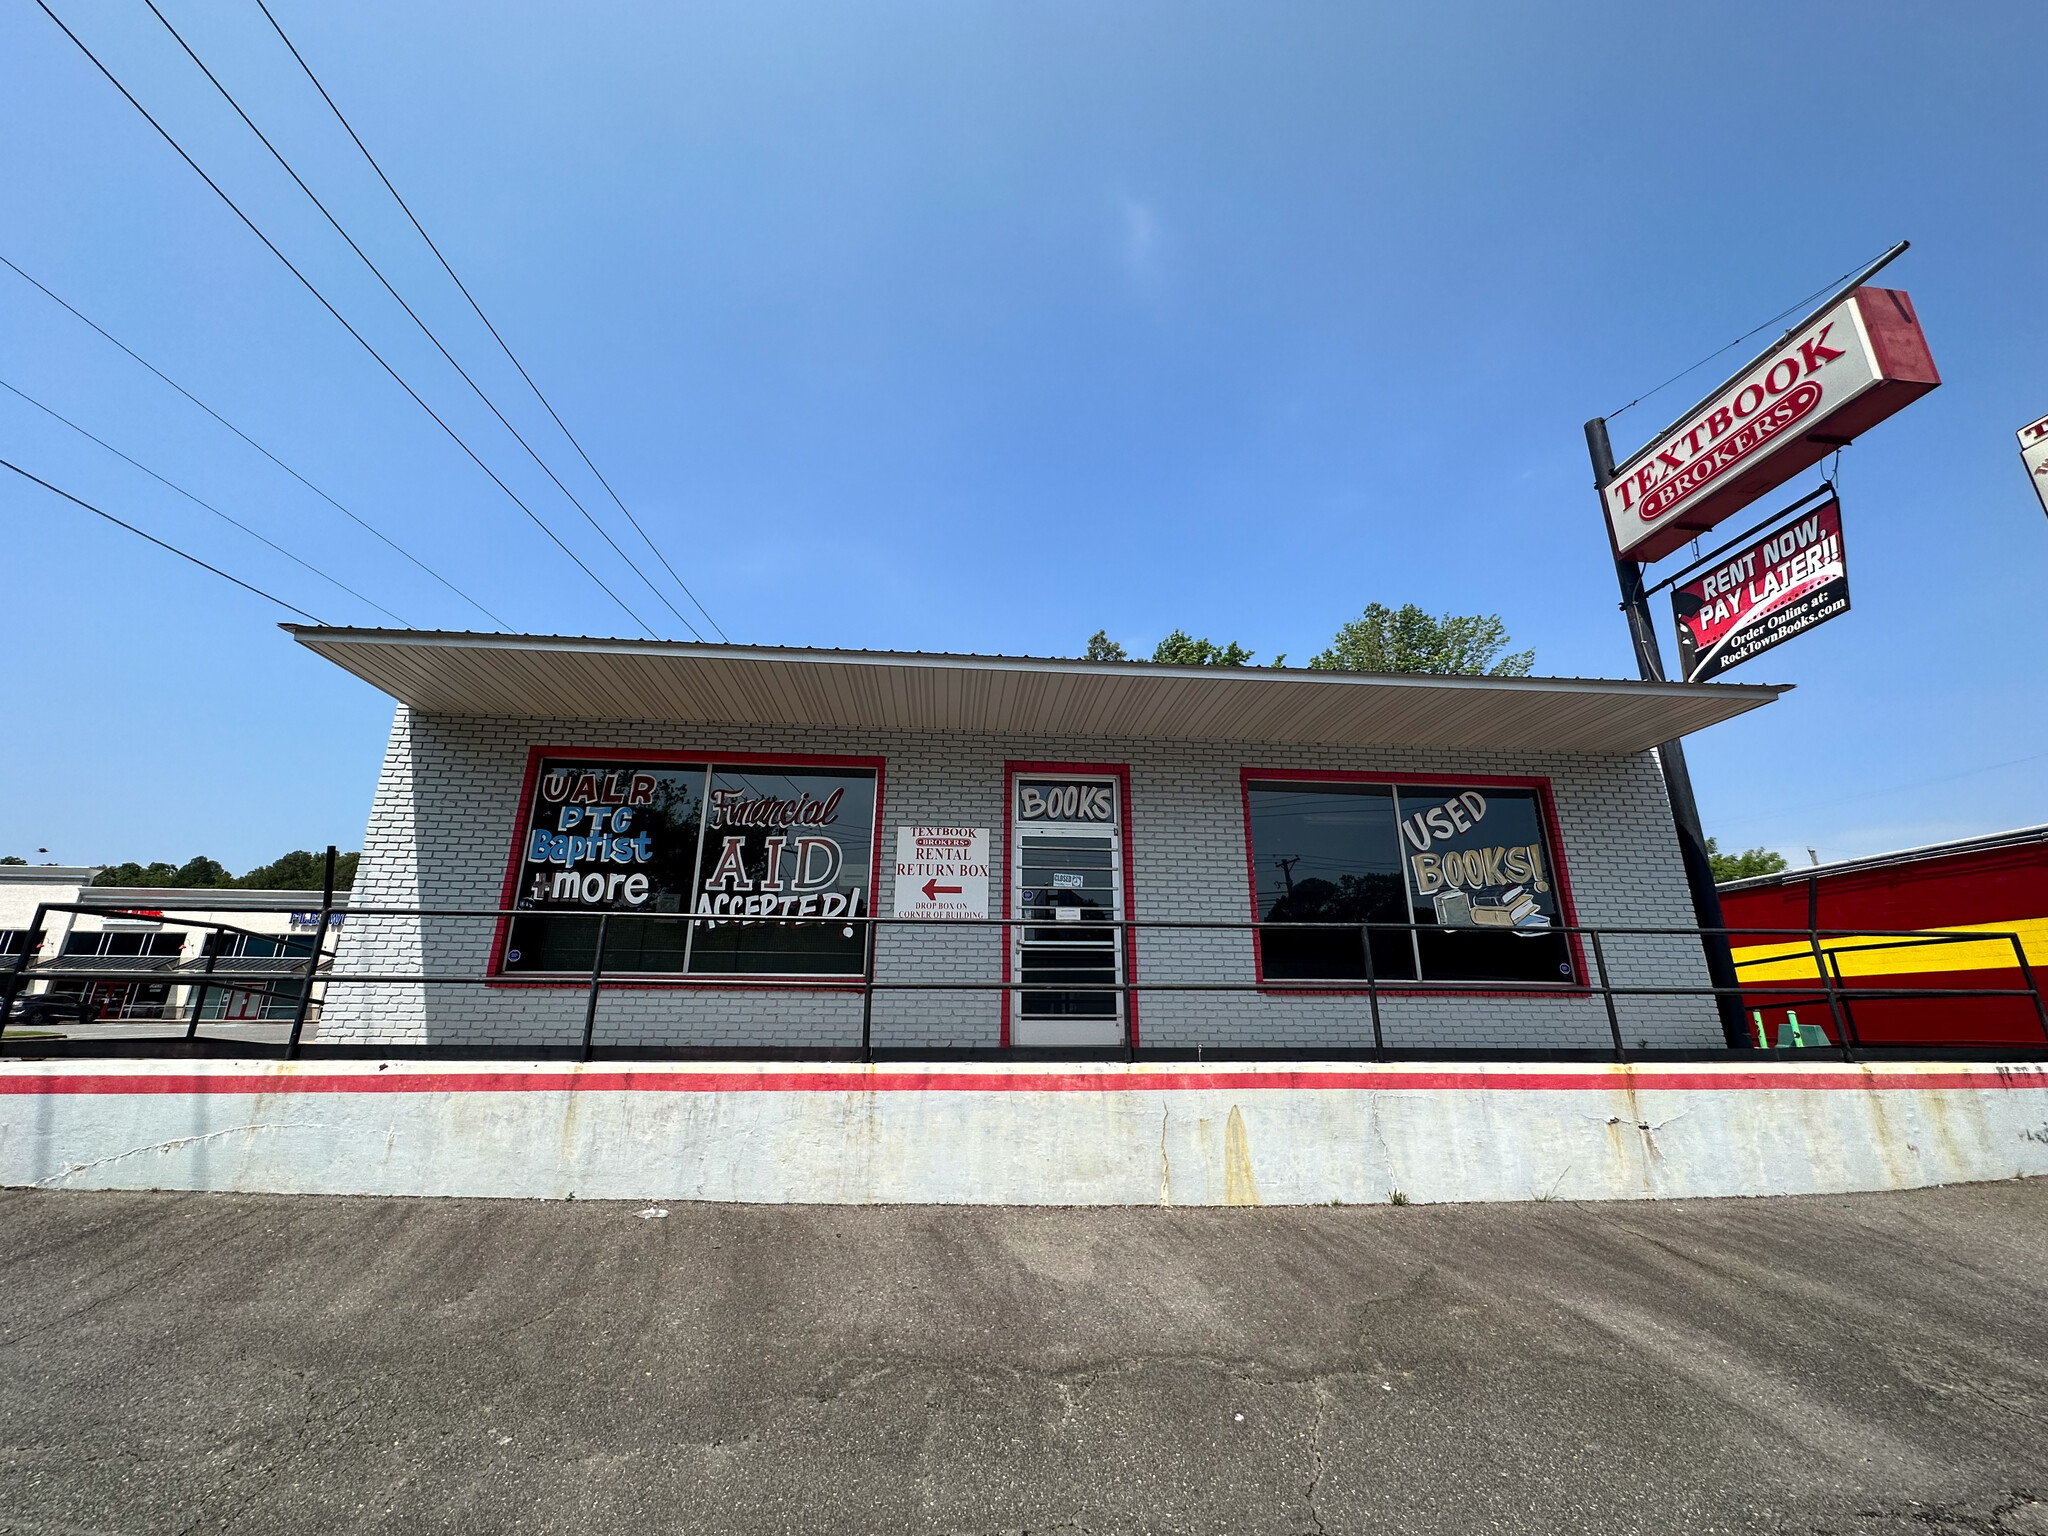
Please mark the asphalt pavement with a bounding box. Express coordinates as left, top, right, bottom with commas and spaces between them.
2, 1180, 2046, 1535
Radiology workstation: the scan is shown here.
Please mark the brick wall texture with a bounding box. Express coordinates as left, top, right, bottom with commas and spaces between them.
319, 708, 1723, 1052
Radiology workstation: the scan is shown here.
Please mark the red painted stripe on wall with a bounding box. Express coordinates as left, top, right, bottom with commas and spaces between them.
1, 1068, 2043, 1096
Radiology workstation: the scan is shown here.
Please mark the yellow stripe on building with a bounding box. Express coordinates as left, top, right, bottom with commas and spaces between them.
1730, 917, 2048, 982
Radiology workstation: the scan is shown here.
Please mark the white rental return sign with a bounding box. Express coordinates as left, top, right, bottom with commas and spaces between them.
892, 826, 990, 920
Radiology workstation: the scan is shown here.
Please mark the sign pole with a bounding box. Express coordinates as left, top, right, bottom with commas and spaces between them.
1587, 417, 1749, 1049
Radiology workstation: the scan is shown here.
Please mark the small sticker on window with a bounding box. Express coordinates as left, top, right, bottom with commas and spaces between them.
1051, 872, 1084, 888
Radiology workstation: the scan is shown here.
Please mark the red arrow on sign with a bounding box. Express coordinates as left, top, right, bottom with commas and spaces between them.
922, 879, 963, 901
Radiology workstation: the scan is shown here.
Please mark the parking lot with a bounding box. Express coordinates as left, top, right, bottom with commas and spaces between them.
2, 1179, 2045, 1534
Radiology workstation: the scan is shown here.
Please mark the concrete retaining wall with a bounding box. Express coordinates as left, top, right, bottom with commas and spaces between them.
6, 1058, 2046, 1205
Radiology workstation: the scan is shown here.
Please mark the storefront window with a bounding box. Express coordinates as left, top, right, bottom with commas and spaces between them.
52, 929, 187, 1019
200, 932, 315, 1019
1245, 783, 1416, 981
1245, 777, 1575, 986
63, 931, 186, 957
501, 755, 877, 978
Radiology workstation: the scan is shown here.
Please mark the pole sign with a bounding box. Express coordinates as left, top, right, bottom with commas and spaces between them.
2021, 412, 2048, 520
892, 826, 990, 919
1606, 288, 1938, 563
1671, 497, 1848, 682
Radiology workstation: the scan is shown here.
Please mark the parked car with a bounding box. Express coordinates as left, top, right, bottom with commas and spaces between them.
5, 993, 100, 1028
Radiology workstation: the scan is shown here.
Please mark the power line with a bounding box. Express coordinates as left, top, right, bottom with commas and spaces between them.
1715, 752, 2048, 833
29, 0, 654, 637
140, 0, 705, 641
253, 0, 728, 642
2, 456, 324, 622
1605, 242, 1905, 424
0, 250, 510, 630
0, 373, 407, 624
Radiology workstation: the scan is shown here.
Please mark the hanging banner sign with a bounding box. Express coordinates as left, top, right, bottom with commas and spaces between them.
1672, 498, 1848, 682
2020, 412, 2048, 520
892, 826, 990, 919
1606, 288, 1938, 563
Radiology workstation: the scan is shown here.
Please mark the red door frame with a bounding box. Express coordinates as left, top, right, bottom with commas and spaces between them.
1001, 761, 1138, 1046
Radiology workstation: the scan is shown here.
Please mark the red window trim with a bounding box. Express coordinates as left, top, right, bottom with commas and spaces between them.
1236, 766, 1589, 997
1001, 761, 1138, 1047
487, 746, 888, 989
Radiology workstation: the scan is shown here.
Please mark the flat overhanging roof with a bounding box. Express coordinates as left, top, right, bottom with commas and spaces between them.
287, 628, 1786, 754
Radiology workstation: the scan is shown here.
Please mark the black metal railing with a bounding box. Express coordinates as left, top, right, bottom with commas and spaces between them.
4, 897, 2045, 1063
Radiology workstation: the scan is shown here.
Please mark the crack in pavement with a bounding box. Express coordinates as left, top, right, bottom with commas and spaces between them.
1807, 1488, 2048, 1534
1302, 1378, 1331, 1535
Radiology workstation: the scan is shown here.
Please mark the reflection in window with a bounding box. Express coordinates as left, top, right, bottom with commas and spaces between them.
62, 930, 187, 957
685, 768, 876, 976
502, 757, 877, 977
1246, 779, 1575, 985
1246, 784, 1415, 981
203, 932, 315, 959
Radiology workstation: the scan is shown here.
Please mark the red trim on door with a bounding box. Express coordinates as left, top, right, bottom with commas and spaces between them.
1236, 767, 1589, 995
488, 747, 888, 987
1002, 761, 1138, 1047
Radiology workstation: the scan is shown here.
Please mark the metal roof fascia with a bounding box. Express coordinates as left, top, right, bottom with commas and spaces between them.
288, 626, 1775, 699
78, 887, 328, 907
286, 627, 1787, 746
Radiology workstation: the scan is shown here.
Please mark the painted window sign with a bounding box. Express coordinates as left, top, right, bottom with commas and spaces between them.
1245, 779, 1574, 986
1016, 780, 1114, 822
501, 756, 877, 977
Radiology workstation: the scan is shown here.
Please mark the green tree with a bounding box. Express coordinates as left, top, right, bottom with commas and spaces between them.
1706, 838, 1787, 883
1083, 630, 1128, 661
92, 856, 232, 888
1150, 630, 1257, 667
89, 850, 361, 890
1309, 603, 1533, 676
1084, 629, 1271, 665
0, 855, 25, 865
236, 850, 359, 890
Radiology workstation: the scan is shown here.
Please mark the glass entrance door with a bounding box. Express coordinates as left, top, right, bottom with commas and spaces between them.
1011, 776, 1124, 1047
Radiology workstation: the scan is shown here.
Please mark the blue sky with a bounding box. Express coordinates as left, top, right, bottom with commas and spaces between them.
2, 1, 2042, 872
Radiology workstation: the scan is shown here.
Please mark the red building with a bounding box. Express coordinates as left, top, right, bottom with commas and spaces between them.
1718, 826, 2048, 1048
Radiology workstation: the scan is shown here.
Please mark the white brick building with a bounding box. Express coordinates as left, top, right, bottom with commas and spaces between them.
300, 629, 1785, 1055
